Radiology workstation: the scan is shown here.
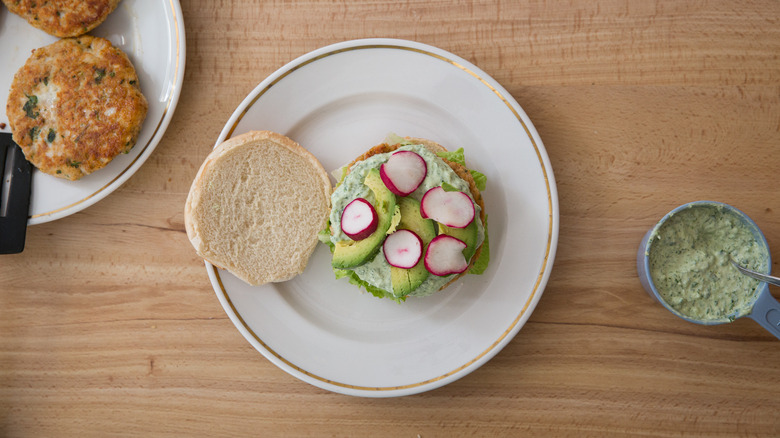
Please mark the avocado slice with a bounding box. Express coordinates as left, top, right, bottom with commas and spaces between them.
390, 197, 437, 296
332, 168, 396, 269
439, 219, 479, 262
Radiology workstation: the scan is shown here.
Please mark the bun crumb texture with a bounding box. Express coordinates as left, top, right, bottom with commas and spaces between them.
185, 131, 331, 286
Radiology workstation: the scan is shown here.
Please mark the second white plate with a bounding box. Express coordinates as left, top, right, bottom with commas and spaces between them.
208, 39, 558, 397
0, 0, 186, 224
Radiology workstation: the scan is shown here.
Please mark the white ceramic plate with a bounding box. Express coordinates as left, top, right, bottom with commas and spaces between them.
208, 39, 559, 397
0, 0, 186, 224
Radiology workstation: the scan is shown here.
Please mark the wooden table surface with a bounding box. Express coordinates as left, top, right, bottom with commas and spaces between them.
2, 0, 779, 436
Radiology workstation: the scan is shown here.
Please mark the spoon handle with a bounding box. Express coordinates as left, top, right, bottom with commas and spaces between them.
730, 260, 780, 287
747, 289, 780, 340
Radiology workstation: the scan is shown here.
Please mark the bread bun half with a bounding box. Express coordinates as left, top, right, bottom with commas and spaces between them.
185, 131, 331, 286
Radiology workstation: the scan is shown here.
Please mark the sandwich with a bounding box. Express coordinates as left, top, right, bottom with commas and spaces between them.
320, 135, 489, 301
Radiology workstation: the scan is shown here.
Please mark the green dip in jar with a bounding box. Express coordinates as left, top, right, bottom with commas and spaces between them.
648, 204, 769, 322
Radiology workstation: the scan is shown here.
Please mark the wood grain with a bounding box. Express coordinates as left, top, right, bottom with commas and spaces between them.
2, 0, 779, 436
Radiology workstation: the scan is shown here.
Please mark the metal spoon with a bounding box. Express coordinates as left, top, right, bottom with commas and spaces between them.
730, 258, 780, 287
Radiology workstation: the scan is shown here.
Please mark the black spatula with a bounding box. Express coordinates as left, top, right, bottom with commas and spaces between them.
0, 132, 32, 254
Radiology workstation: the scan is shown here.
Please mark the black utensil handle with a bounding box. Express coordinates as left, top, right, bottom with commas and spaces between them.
0, 134, 32, 254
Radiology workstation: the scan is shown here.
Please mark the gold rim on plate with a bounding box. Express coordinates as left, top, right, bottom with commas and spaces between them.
213, 41, 556, 394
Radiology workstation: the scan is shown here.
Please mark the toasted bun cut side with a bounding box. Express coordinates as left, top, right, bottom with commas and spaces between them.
185, 131, 331, 286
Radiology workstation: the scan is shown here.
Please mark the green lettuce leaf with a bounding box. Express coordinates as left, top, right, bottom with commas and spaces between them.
470, 170, 487, 192
318, 225, 335, 250
332, 165, 349, 185
437, 148, 487, 192
384, 133, 408, 146
436, 147, 466, 166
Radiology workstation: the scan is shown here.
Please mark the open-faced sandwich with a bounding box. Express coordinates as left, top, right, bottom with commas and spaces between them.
320, 135, 489, 302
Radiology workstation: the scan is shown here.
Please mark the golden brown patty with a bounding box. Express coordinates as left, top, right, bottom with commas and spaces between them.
2, 0, 120, 37
6, 35, 147, 180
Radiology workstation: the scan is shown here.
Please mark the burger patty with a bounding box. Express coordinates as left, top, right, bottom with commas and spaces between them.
6, 35, 148, 180
1, 0, 121, 37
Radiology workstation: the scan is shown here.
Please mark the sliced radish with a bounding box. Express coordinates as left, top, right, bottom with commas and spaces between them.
424, 235, 468, 276
382, 229, 423, 269
380, 150, 427, 196
420, 186, 475, 228
340, 198, 378, 240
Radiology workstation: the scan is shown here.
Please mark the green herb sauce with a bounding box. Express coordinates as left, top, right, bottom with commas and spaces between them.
648, 205, 768, 321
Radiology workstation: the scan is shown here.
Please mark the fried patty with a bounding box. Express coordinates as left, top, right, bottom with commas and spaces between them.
6, 35, 147, 180
2, 0, 121, 37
